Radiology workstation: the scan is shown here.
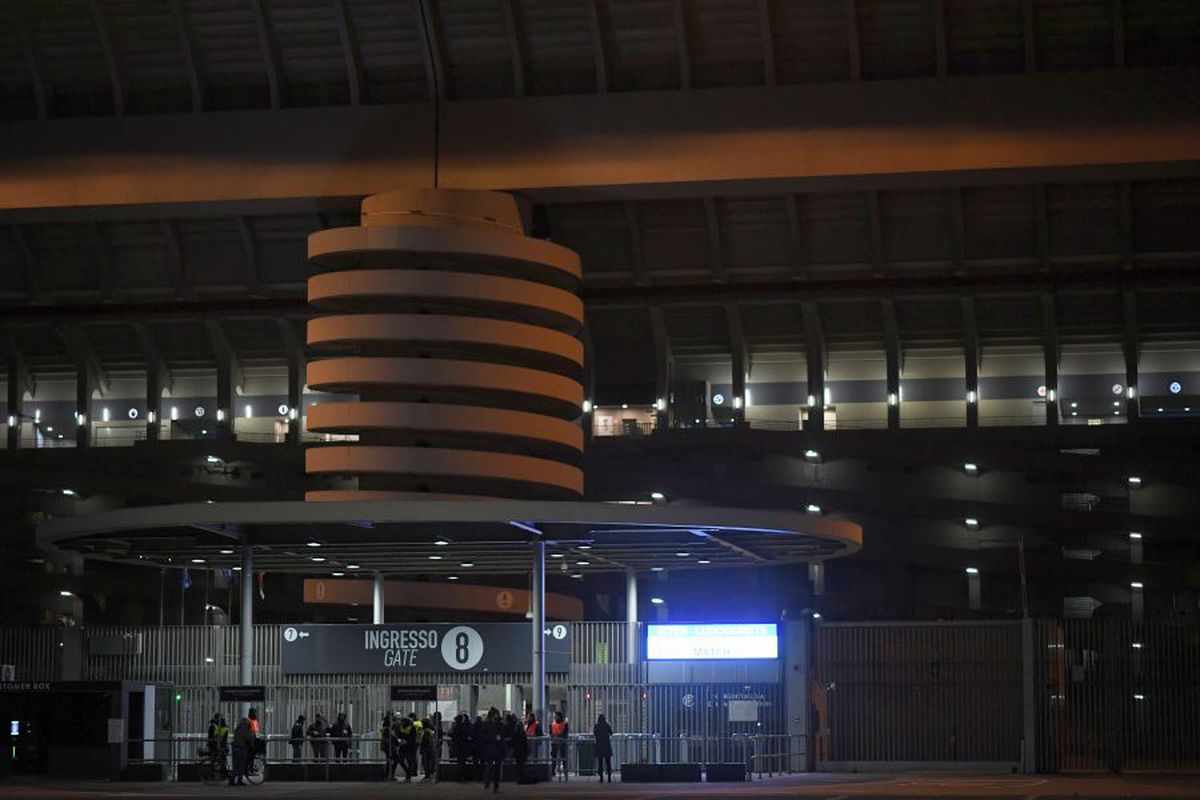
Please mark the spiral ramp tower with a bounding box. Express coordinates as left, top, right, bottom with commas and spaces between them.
304, 190, 585, 502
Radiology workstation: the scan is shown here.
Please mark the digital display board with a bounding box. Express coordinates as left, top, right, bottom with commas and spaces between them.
646, 623, 779, 660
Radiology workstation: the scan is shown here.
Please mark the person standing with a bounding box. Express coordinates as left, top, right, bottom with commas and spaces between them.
289, 715, 306, 762
307, 712, 329, 761
448, 713, 465, 778
471, 714, 485, 768
330, 711, 352, 760
508, 714, 528, 783
481, 708, 507, 794
419, 716, 438, 782
550, 711, 570, 782
246, 707, 262, 774
381, 711, 396, 781
206, 713, 229, 770
594, 714, 614, 783
523, 713, 543, 769
395, 712, 418, 782
230, 715, 252, 786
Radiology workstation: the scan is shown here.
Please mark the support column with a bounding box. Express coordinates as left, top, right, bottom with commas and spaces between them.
216, 360, 235, 441
1122, 290, 1140, 425
1042, 294, 1059, 427
1020, 618, 1037, 773
75, 364, 92, 449
285, 351, 303, 445
373, 572, 385, 624
802, 301, 826, 432
145, 364, 162, 443
239, 545, 254, 715
6, 366, 24, 450
883, 299, 901, 430
531, 540, 546, 726
626, 569, 638, 664
963, 298, 980, 428
808, 562, 825, 596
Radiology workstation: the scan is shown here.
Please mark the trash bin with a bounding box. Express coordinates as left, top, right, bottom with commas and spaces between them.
575, 739, 596, 777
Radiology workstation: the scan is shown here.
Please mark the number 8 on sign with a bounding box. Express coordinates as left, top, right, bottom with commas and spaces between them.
441, 626, 484, 670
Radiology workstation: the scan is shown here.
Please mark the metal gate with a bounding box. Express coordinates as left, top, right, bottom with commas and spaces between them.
1034, 618, 1200, 771
812, 621, 1023, 768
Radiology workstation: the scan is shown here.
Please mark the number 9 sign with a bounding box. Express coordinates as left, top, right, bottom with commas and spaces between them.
441, 626, 484, 671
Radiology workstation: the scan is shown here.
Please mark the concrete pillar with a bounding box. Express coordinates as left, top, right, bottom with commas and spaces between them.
373, 573, 385, 624
626, 570, 638, 664
216, 361, 235, 441
75, 365, 91, 449
967, 570, 981, 610
1020, 618, 1036, 773
6, 373, 23, 450
808, 563, 825, 596
531, 540, 546, 726
145, 367, 162, 442
285, 357, 303, 444
784, 621, 811, 772
240, 545, 254, 715
1131, 582, 1144, 620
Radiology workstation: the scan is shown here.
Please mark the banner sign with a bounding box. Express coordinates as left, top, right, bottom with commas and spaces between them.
219, 685, 266, 703
391, 685, 438, 702
646, 623, 779, 661
0, 681, 120, 693
280, 623, 571, 675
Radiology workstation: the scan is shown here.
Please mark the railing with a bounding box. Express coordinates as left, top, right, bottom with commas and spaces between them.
129, 731, 808, 780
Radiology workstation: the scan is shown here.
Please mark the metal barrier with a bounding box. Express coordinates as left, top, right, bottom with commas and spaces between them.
123, 731, 808, 781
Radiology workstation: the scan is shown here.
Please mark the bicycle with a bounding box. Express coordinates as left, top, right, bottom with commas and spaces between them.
197, 747, 229, 786
245, 747, 267, 785
198, 745, 266, 786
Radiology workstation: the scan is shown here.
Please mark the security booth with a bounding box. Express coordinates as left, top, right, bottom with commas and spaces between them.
0, 680, 172, 779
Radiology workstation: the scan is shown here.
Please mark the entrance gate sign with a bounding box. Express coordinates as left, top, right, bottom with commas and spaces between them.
646, 623, 779, 660
390, 686, 438, 702
280, 624, 571, 675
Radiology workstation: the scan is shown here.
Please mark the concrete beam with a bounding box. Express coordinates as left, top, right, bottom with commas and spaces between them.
1, 67, 1196, 216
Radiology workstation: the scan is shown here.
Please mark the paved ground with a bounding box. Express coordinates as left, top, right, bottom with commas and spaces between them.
1, 773, 1199, 799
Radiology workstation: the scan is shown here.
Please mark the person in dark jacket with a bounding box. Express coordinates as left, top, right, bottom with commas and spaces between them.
448, 713, 466, 767
330, 712, 352, 760
289, 715, 306, 762
307, 713, 329, 761
594, 714, 614, 782
470, 715, 485, 766
481, 708, 507, 793
507, 714, 529, 782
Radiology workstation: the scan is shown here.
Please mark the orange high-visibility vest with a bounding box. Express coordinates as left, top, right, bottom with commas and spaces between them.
551, 720, 567, 737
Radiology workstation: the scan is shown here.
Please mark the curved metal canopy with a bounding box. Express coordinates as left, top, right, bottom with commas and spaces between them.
37, 500, 862, 577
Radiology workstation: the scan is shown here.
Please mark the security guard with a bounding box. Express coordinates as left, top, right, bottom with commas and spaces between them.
205, 713, 230, 768
394, 713, 418, 782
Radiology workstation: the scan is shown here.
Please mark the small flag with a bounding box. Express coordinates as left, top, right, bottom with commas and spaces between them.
181, 568, 192, 591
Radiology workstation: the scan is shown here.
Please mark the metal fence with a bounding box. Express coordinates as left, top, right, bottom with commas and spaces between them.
1033, 618, 1200, 772
812, 621, 1024, 768
6, 619, 1200, 774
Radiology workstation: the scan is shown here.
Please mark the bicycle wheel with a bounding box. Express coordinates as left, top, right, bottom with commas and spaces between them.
199, 761, 222, 787
245, 754, 267, 785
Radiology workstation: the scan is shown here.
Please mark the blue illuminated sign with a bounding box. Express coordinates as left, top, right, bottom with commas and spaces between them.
1169, 381, 1182, 395
646, 623, 779, 660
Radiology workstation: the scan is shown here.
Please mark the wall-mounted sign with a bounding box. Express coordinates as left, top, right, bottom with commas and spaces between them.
390, 685, 438, 702
646, 623, 779, 661
280, 624, 571, 675
1169, 381, 1182, 395
219, 685, 266, 703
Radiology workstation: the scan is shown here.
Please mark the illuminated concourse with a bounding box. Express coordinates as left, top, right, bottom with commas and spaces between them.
1, 0, 1199, 787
